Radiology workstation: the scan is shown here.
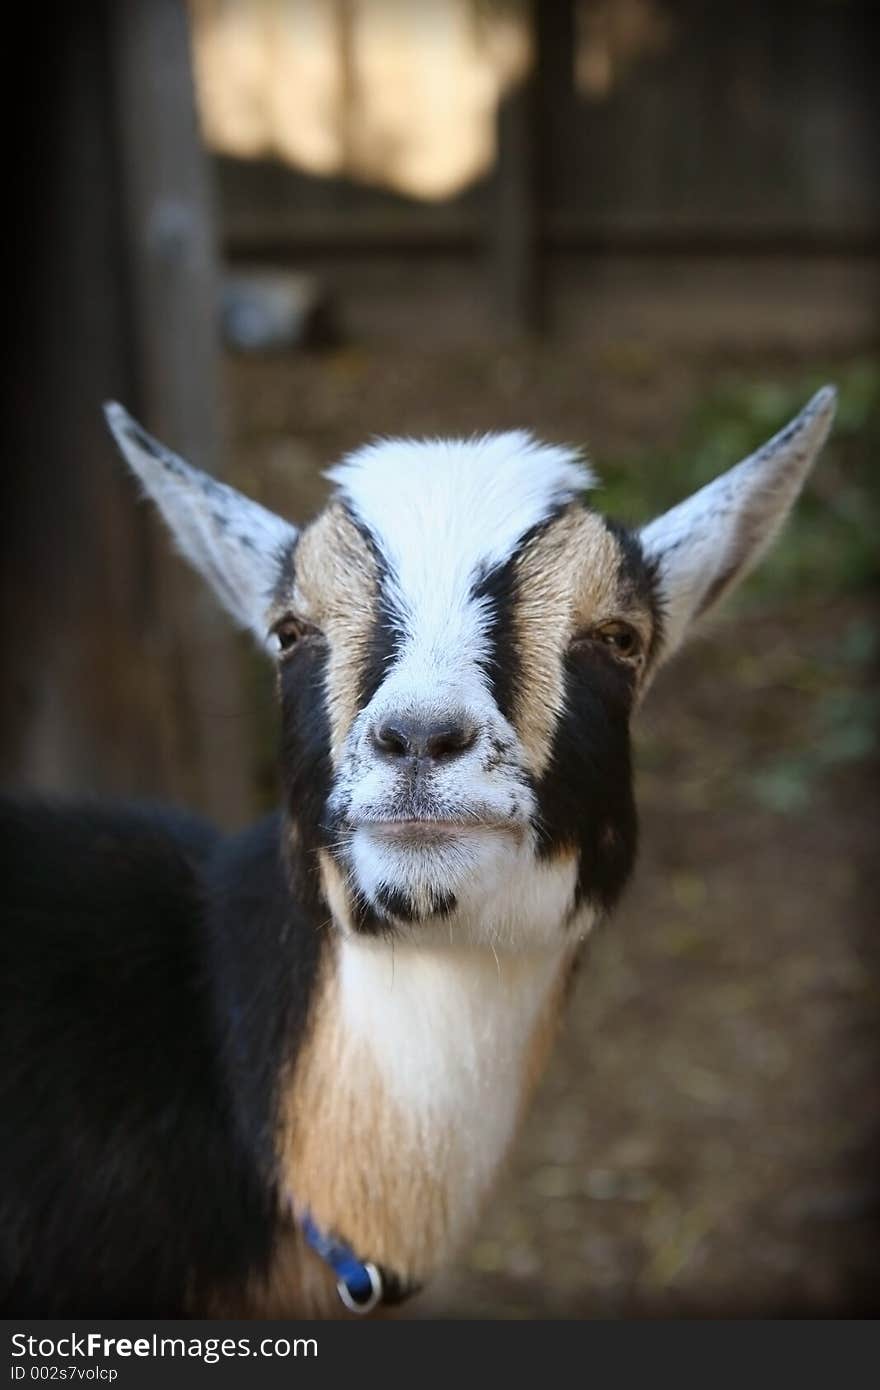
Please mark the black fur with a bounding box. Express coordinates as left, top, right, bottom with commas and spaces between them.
204, 814, 325, 1187
355, 536, 404, 710
373, 884, 422, 922
533, 642, 638, 913
471, 553, 521, 724
373, 883, 458, 923
279, 636, 335, 865
348, 893, 393, 937
470, 515, 564, 723
277, 629, 393, 940
0, 798, 325, 1316
531, 517, 653, 912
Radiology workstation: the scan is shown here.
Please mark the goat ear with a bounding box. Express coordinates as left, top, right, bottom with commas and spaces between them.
640, 387, 836, 661
104, 403, 297, 647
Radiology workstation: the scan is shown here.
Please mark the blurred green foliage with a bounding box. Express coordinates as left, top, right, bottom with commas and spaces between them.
745, 619, 879, 814
598, 357, 880, 603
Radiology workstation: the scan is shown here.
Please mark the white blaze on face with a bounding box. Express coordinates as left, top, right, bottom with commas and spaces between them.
327, 431, 593, 705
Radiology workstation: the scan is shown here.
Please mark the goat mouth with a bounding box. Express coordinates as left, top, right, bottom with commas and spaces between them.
355, 816, 519, 843
372, 818, 471, 837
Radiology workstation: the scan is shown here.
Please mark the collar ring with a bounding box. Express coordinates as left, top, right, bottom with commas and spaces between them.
337, 1260, 383, 1315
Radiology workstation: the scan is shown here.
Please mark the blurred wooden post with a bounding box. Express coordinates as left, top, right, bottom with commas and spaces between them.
492, 0, 574, 334
0, 1, 252, 829
493, 0, 540, 334
107, 0, 252, 827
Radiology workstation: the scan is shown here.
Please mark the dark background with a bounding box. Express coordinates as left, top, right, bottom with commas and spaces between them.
3, 0, 878, 1317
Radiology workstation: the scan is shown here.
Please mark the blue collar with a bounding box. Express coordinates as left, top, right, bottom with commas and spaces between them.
300, 1213, 384, 1315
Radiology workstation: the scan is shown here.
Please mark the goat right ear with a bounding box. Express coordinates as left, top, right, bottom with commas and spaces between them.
639, 387, 836, 663
105, 404, 298, 648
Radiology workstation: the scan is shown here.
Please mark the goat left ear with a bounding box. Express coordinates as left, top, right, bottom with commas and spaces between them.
640, 386, 836, 661
105, 403, 298, 647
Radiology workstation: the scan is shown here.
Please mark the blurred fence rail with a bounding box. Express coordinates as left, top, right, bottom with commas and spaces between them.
189, 0, 879, 331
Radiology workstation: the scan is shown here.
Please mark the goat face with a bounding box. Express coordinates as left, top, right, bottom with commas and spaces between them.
106, 390, 837, 947
275, 437, 658, 944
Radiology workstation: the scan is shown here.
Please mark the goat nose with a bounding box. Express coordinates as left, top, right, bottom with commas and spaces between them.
371, 713, 478, 763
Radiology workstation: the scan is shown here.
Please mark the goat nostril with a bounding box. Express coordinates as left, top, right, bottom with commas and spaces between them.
425, 723, 477, 761
372, 721, 412, 758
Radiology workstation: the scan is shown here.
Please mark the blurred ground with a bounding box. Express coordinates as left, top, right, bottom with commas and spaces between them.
224, 327, 879, 1318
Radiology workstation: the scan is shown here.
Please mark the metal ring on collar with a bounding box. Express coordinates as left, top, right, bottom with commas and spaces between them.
337, 1261, 383, 1315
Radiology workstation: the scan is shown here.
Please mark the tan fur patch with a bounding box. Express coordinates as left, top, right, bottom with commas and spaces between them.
317, 849, 355, 934
275, 946, 450, 1289
274, 504, 378, 763
513, 507, 653, 775
519, 941, 581, 1111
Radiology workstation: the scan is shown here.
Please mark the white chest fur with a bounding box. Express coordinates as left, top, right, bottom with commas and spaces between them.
335, 936, 570, 1255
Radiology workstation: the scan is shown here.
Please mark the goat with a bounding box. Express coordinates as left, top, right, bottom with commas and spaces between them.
0, 388, 836, 1317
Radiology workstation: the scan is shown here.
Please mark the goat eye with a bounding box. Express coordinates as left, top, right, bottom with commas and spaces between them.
271, 616, 318, 654
593, 622, 642, 660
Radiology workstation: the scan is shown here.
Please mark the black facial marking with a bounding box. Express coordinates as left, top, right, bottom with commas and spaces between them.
474, 508, 576, 721
359, 585, 404, 709
373, 884, 458, 924
279, 639, 334, 875
471, 553, 520, 723
430, 888, 458, 918
349, 894, 392, 937
472, 513, 566, 723
533, 641, 638, 914
374, 884, 420, 922
349, 519, 405, 709
604, 518, 664, 665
